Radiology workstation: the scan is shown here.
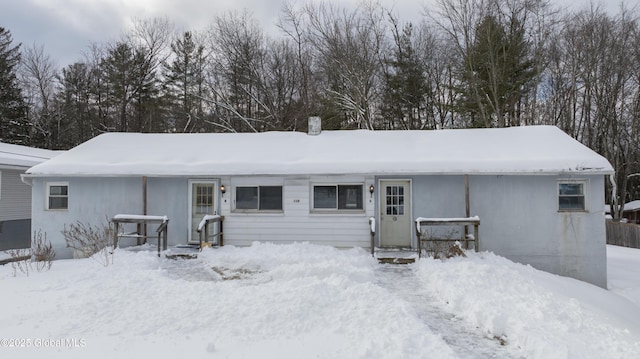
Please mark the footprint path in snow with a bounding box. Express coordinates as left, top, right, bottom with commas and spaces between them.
375, 264, 524, 359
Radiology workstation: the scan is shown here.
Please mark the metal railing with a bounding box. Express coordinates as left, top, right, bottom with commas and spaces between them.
197, 215, 224, 249
369, 217, 375, 256
415, 216, 480, 257
111, 214, 169, 257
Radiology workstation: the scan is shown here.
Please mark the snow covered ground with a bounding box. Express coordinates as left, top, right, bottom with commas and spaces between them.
0, 243, 639, 358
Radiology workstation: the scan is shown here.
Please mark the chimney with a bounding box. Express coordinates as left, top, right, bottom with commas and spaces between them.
308, 116, 321, 136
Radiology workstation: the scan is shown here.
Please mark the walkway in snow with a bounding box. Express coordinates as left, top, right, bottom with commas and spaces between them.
375, 264, 522, 359
155, 254, 523, 358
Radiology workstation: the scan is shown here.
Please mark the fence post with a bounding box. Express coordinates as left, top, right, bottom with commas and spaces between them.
474, 223, 479, 252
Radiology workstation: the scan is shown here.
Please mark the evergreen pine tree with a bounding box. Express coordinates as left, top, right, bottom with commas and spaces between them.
382, 23, 429, 129
0, 27, 29, 144
163, 31, 206, 132
456, 15, 535, 128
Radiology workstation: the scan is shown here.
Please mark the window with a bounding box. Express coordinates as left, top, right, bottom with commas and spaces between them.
47, 183, 68, 210
385, 185, 405, 215
313, 185, 363, 210
235, 186, 282, 211
559, 182, 586, 211
193, 184, 214, 214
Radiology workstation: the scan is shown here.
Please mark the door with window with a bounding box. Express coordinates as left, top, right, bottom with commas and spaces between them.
188, 180, 218, 243
379, 180, 411, 247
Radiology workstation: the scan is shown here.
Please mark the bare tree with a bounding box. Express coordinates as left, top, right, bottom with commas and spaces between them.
20, 44, 58, 148
541, 5, 640, 217
126, 17, 173, 132
204, 10, 279, 132
255, 38, 301, 130
127, 17, 173, 78
279, 1, 318, 124
303, 1, 387, 130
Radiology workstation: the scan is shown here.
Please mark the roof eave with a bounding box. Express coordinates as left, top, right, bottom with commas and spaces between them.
22, 168, 615, 178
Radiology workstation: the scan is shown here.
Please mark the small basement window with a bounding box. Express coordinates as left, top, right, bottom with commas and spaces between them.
47, 182, 69, 210
235, 186, 283, 211
558, 181, 586, 211
313, 184, 363, 211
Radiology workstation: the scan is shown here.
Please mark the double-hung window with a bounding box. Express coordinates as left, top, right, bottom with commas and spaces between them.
47, 182, 69, 210
235, 186, 283, 211
313, 184, 363, 211
558, 181, 586, 211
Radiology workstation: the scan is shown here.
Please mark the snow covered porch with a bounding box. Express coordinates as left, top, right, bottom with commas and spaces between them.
370, 172, 609, 288
371, 174, 479, 262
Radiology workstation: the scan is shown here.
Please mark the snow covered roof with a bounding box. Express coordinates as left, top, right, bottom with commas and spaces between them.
623, 200, 640, 211
0, 141, 59, 169
25, 126, 614, 177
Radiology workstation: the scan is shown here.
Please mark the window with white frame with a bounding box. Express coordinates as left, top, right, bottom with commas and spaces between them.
47, 182, 69, 210
558, 181, 586, 211
235, 186, 283, 211
313, 184, 363, 211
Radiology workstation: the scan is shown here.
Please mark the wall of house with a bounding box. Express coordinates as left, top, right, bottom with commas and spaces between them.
400, 174, 607, 287
1, 169, 32, 221
217, 175, 375, 247
147, 175, 375, 247
469, 174, 607, 287
31, 172, 607, 287
32, 174, 375, 258
0, 219, 31, 250
146, 177, 190, 243
31, 177, 143, 258
0, 169, 33, 250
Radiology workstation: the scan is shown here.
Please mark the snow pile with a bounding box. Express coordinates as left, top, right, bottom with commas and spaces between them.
608, 245, 640, 308
1, 242, 639, 358
416, 251, 640, 359
0, 243, 454, 359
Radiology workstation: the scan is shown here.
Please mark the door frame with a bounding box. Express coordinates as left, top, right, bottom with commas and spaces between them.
187, 179, 220, 244
378, 179, 413, 248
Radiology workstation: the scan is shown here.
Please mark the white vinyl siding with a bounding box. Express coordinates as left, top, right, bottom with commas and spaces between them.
221, 175, 375, 247
0, 169, 32, 221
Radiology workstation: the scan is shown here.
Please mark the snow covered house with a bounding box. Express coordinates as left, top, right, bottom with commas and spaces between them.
617, 200, 640, 224
0, 142, 58, 250
23, 122, 613, 287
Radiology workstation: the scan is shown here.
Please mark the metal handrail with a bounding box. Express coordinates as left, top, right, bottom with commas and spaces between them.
111, 214, 169, 257
368, 217, 375, 256
197, 215, 224, 249
415, 216, 480, 257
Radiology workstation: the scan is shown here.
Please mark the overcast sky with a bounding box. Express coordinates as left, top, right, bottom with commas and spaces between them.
0, 0, 634, 67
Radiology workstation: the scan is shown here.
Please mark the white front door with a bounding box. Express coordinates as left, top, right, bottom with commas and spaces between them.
188, 180, 218, 243
379, 180, 412, 247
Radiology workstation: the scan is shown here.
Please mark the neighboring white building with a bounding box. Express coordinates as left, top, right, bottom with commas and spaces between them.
23, 124, 614, 287
0, 142, 58, 250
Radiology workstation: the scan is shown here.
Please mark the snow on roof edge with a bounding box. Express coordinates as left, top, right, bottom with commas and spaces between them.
23, 167, 614, 178
0, 141, 60, 168
25, 126, 615, 177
